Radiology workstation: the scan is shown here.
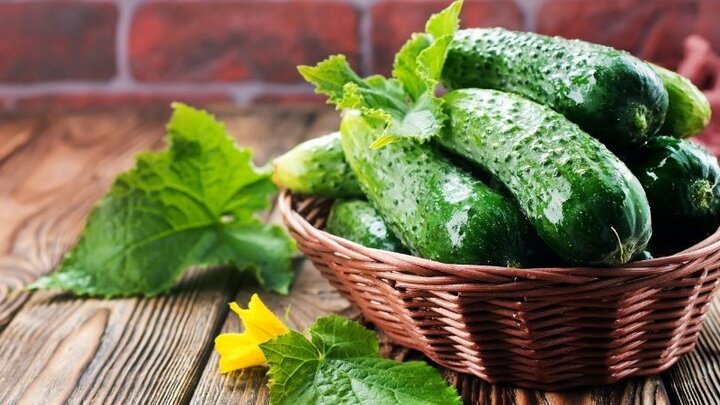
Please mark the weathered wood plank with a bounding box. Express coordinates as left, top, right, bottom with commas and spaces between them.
0, 117, 38, 164
664, 297, 720, 404
0, 268, 236, 405
0, 110, 169, 331
0, 106, 329, 404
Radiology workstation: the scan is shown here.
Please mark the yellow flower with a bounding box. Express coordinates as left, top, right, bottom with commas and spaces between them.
214, 293, 289, 373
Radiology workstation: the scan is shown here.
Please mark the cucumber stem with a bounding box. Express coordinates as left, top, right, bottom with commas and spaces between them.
632, 104, 649, 135
689, 179, 715, 211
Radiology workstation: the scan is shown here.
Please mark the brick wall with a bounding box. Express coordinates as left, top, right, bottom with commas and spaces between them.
0, 0, 717, 110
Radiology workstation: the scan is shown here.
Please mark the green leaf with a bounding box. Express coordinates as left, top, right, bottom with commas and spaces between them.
299, 1, 463, 147
370, 92, 447, 149
300, 55, 445, 146
261, 315, 461, 405
30, 103, 295, 297
393, 0, 462, 98
416, 35, 454, 91
425, 0, 463, 39
299, 56, 407, 114
392, 34, 433, 100
298, 55, 366, 106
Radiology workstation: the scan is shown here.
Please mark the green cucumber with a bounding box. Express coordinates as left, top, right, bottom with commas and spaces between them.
650, 64, 712, 138
326, 200, 407, 253
442, 28, 668, 151
340, 110, 530, 266
442, 89, 651, 266
632, 250, 653, 261
627, 136, 720, 255
272, 132, 362, 197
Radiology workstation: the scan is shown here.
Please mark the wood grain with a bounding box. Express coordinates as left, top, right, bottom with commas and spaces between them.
0, 268, 239, 405
16, 308, 109, 405
664, 298, 720, 404
0, 110, 168, 331
0, 117, 38, 164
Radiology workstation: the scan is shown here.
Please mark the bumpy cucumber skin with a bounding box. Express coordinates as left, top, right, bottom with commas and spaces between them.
442, 89, 651, 266
627, 136, 720, 255
443, 28, 669, 151
272, 132, 363, 197
340, 111, 529, 266
326, 200, 407, 253
650, 64, 712, 138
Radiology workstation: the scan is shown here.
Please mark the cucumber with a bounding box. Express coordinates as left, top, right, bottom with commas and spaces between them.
626, 136, 720, 255
326, 200, 407, 253
442, 89, 651, 266
340, 110, 530, 266
442, 28, 669, 151
272, 132, 363, 197
650, 64, 712, 138
632, 250, 653, 261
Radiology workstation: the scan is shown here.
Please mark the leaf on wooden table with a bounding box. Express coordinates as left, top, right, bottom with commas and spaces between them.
30, 103, 295, 297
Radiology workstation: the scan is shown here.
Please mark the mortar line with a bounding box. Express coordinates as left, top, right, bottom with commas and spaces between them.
516, 0, 542, 32
354, 0, 377, 76
113, 0, 141, 86
0, 82, 315, 98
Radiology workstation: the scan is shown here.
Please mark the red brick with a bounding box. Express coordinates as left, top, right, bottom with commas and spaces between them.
15, 92, 232, 110
252, 92, 327, 105
537, 0, 720, 69
0, 97, 11, 111
0, 2, 117, 83
130, 2, 360, 83
371, 0, 524, 75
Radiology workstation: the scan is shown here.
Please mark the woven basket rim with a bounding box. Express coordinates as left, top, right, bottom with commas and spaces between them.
279, 189, 720, 283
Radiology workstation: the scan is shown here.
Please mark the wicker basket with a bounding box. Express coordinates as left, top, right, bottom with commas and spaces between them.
279, 190, 720, 390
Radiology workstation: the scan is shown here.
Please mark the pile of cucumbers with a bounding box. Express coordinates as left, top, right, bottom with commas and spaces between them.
273, 2, 717, 267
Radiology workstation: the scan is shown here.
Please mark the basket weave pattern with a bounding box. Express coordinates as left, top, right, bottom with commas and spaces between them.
280, 190, 720, 390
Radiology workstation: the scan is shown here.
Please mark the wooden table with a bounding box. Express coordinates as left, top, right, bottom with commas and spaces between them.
0, 106, 718, 404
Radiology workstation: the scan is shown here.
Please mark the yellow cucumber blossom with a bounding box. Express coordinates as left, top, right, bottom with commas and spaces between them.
214, 294, 289, 373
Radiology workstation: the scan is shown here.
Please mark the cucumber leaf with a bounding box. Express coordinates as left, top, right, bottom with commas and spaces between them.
261, 315, 461, 405
30, 103, 295, 297
426, 0, 463, 38
299, 0, 463, 147
393, 0, 462, 99
392, 34, 432, 100
300, 56, 445, 148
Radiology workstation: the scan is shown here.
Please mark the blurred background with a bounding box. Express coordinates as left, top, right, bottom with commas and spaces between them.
0, 0, 717, 116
